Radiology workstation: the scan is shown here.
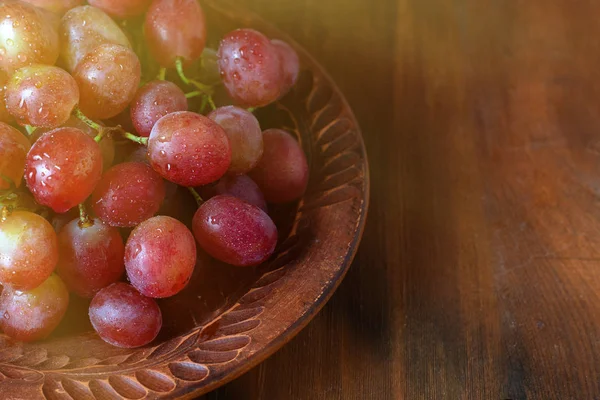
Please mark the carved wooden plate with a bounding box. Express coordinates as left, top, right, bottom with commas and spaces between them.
0, 1, 369, 398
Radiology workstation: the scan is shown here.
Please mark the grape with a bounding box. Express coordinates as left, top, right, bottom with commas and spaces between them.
73, 44, 141, 120
6, 65, 79, 129
0, 274, 69, 342
200, 174, 267, 211
21, 0, 84, 15
217, 29, 283, 107
32, 116, 115, 171
148, 111, 231, 187
87, 0, 152, 19
89, 282, 162, 348
60, 5, 131, 72
249, 129, 308, 204
0, 2, 60, 73
0, 211, 58, 290
192, 195, 277, 267
195, 48, 222, 85
0, 70, 12, 123
0, 123, 30, 190
131, 80, 187, 138
125, 216, 196, 298
91, 162, 165, 228
125, 145, 149, 164
57, 218, 125, 298
50, 207, 79, 233
208, 106, 263, 174
144, 0, 206, 67
272, 39, 300, 96
25, 127, 103, 213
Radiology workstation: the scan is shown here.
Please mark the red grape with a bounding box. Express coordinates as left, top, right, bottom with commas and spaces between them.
0, 2, 60, 73
217, 29, 283, 107
148, 111, 231, 187
57, 218, 125, 298
0, 274, 69, 342
272, 39, 300, 96
32, 116, 115, 172
0, 123, 30, 190
125, 216, 196, 298
25, 127, 103, 213
21, 0, 84, 15
73, 44, 141, 120
6, 65, 79, 129
125, 145, 149, 164
208, 106, 263, 174
50, 207, 79, 233
200, 174, 267, 211
0, 211, 58, 290
91, 162, 165, 228
192, 195, 277, 267
87, 0, 152, 19
131, 80, 188, 138
144, 0, 206, 67
195, 48, 221, 85
249, 129, 308, 203
89, 282, 162, 348
60, 5, 131, 72
0, 70, 12, 123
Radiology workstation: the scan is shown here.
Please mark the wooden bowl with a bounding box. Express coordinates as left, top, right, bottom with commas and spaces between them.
0, 1, 369, 398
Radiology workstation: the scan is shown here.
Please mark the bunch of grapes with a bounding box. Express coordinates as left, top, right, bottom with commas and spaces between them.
0, 0, 308, 348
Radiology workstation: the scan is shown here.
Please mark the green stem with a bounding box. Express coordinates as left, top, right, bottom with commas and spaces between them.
247, 107, 256, 113
175, 57, 191, 85
185, 91, 202, 99
188, 187, 204, 207
158, 67, 167, 81
25, 125, 36, 136
121, 131, 148, 146
74, 108, 102, 131
78, 204, 94, 228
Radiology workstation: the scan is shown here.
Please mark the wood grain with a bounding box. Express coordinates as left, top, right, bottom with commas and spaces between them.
203, 0, 600, 399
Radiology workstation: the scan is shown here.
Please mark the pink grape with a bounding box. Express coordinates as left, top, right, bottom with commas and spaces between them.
57, 218, 125, 298
0, 211, 58, 290
272, 39, 300, 96
73, 44, 141, 120
91, 162, 166, 228
131, 80, 187, 138
249, 129, 309, 204
148, 111, 231, 187
6, 65, 79, 129
0, 274, 69, 342
25, 127, 103, 213
60, 5, 131, 72
89, 282, 162, 348
125, 216, 196, 298
0, 123, 30, 190
200, 174, 267, 211
208, 106, 263, 174
0, 2, 60, 73
21, 0, 84, 15
192, 195, 277, 267
87, 0, 152, 19
217, 29, 283, 107
144, 0, 206, 67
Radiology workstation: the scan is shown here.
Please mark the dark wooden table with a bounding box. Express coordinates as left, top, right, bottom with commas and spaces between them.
202, 0, 600, 398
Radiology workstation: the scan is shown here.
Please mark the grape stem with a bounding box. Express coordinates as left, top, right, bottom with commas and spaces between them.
247, 107, 257, 113
24, 125, 36, 136
74, 108, 104, 134
158, 67, 167, 81
175, 57, 217, 111
121, 131, 148, 146
188, 187, 204, 206
78, 204, 94, 228
185, 91, 202, 99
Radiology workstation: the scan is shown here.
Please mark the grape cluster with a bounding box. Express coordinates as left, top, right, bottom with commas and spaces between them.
0, 0, 307, 348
